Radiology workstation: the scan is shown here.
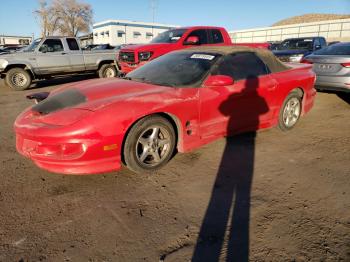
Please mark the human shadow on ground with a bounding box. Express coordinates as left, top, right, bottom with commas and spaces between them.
192, 76, 269, 261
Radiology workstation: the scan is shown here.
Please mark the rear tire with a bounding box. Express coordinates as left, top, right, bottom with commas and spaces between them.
5, 68, 32, 91
98, 64, 117, 78
278, 91, 302, 131
123, 116, 176, 174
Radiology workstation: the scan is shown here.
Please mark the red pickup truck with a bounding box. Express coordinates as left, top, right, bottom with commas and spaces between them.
118, 26, 233, 74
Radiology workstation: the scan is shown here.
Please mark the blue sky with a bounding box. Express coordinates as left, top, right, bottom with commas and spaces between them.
0, 0, 349, 38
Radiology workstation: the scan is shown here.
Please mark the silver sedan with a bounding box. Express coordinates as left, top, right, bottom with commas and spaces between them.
302, 42, 350, 93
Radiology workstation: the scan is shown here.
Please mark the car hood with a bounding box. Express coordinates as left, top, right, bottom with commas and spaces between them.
121, 43, 174, 52
34, 78, 174, 114
0, 51, 34, 59
273, 49, 310, 56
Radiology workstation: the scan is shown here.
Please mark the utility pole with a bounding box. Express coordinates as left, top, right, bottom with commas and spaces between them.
150, 0, 157, 38
150, 0, 157, 24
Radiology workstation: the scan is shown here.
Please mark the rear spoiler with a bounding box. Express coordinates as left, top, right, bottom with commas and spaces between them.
26, 92, 50, 104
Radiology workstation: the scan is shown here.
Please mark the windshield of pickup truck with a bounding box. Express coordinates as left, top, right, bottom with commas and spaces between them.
22, 38, 42, 52
150, 29, 187, 43
278, 39, 313, 50
126, 52, 221, 87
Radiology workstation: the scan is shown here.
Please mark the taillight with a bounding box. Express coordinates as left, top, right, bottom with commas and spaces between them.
341, 62, 350, 68
301, 58, 313, 64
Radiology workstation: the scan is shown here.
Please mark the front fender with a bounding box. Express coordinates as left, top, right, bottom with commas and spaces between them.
5, 61, 36, 76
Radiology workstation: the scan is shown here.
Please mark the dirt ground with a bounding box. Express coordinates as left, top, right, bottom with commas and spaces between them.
0, 76, 349, 262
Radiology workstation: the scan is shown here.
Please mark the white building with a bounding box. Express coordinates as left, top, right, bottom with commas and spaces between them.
92, 20, 178, 46
229, 18, 350, 43
0, 35, 32, 46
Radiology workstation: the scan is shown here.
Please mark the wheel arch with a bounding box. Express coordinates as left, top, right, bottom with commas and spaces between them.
290, 87, 307, 114
97, 60, 115, 70
120, 112, 183, 164
292, 87, 304, 98
3, 64, 35, 79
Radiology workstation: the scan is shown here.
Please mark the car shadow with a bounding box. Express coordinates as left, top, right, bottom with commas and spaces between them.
29, 73, 97, 90
317, 90, 350, 105
337, 93, 350, 105
192, 76, 269, 261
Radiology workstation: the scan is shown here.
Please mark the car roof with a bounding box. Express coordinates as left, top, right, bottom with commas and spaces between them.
175, 26, 225, 30
176, 45, 290, 73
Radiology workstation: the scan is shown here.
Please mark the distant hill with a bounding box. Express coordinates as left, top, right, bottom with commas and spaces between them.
272, 13, 350, 26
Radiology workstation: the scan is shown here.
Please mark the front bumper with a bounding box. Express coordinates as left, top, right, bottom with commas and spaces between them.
119, 61, 148, 74
16, 132, 122, 175
14, 108, 124, 175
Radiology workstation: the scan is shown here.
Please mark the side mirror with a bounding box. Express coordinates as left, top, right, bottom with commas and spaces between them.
203, 75, 234, 87
315, 44, 322, 50
184, 36, 199, 45
39, 45, 48, 53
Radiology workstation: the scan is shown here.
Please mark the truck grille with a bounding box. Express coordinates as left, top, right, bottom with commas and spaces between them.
119, 52, 135, 62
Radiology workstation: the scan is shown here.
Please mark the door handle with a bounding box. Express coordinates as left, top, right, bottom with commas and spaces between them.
61, 52, 67, 55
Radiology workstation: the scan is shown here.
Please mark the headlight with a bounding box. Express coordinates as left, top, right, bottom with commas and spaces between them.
289, 54, 304, 62
0, 59, 8, 69
138, 51, 153, 61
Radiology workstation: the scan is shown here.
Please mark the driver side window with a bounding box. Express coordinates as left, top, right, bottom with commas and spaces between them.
213, 52, 270, 81
186, 29, 209, 45
39, 39, 64, 53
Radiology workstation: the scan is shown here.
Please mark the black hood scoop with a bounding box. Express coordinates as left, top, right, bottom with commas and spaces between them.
32, 89, 87, 115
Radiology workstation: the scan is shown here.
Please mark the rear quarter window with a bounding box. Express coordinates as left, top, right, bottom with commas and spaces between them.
209, 29, 224, 44
67, 38, 80, 51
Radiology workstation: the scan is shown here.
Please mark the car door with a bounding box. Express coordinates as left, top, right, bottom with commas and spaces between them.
35, 38, 71, 75
199, 52, 277, 139
66, 38, 85, 72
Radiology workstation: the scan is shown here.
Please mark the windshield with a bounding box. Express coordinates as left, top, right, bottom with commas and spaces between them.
126, 52, 221, 87
313, 43, 350, 55
22, 38, 42, 52
150, 29, 187, 43
278, 39, 314, 50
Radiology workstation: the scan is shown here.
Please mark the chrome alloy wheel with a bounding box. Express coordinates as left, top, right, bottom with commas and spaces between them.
11, 72, 28, 87
136, 126, 172, 167
283, 97, 301, 128
104, 67, 116, 78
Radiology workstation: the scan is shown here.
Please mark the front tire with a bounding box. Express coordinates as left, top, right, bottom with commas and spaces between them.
278, 91, 302, 131
5, 68, 32, 91
123, 116, 176, 174
98, 64, 117, 78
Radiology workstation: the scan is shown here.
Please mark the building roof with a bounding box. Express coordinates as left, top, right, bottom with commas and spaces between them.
93, 19, 178, 30
0, 35, 32, 38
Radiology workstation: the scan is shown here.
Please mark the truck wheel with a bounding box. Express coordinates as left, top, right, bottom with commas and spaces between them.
123, 116, 176, 174
278, 91, 302, 131
5, 68, 32, 91
98, 64, 117, 78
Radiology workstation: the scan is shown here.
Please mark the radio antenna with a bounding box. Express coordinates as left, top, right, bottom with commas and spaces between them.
150, 0, 157, 23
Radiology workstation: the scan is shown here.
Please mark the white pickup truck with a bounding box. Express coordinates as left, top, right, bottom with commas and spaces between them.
0, 36, 118, 90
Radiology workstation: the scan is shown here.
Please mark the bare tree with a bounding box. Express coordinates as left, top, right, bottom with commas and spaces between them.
34, 0, 92, 37
34, 0, 49, 36
52, 0, 93, 36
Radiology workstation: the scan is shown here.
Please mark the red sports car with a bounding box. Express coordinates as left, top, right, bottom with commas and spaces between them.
15, 46, 316, 175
